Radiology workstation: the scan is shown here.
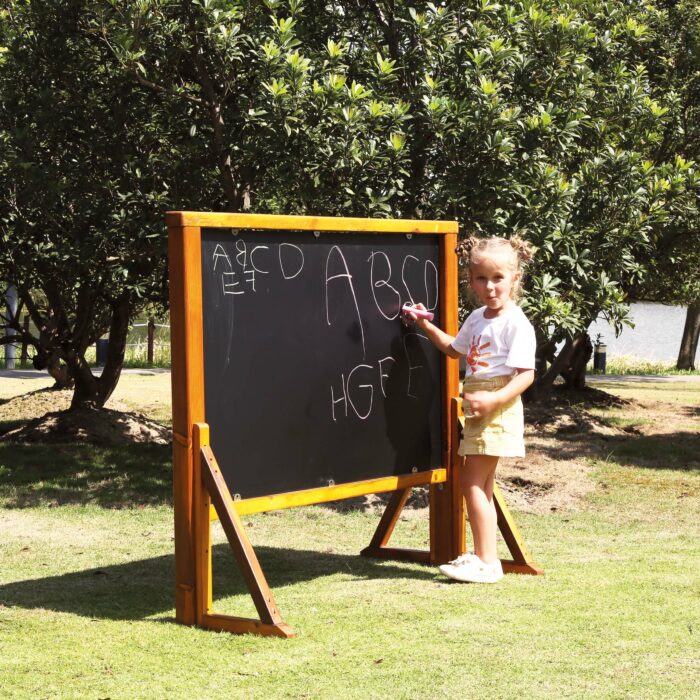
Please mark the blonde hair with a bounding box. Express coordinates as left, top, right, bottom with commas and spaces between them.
456, 235, 534, 298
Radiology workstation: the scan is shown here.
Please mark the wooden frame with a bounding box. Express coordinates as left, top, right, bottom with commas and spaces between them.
193, 423, 294, 637
361, 398, 544, 575
168, 210, 540, 638
168, 211, 461, 635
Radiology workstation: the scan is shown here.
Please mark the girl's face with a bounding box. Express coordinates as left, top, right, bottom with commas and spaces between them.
469, 252, 519, 317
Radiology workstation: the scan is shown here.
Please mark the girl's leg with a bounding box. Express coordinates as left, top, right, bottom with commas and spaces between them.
460, 455, 499, 564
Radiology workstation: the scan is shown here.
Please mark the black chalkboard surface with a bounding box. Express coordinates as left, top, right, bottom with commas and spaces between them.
200, 228, 443, 500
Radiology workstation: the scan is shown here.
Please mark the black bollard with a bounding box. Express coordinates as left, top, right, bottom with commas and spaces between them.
96, 338, 109, 366
593, 342, 607, 373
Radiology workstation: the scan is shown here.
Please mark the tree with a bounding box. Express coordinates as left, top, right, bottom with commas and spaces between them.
99, 0, 416, 217
0, 0, 216, 408
634, 0, 700, 370
3, 0, 696, 411
408, 1, 697, 393
105, 0, 696, 396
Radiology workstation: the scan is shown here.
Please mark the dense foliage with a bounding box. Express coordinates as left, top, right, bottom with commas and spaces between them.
0, 1, 217, 406
1, 0, 698, 405
634, 0, 700, 368
102, 0, 700, 392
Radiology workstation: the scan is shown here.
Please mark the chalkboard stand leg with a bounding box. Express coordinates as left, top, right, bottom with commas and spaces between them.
194, 423, 295, 638
360, 489, 431, 564
193, 424, 213, 626
360, 396, 466, 566
493, 482, 544, 576
453, 408, 544, 577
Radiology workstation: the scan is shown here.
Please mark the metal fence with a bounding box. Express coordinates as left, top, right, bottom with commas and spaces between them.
1, 317, 171, 369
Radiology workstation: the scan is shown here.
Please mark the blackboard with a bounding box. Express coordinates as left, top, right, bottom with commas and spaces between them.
200, 228, 444, 500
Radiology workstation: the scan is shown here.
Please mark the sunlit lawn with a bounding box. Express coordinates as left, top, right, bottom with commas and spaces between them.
0, 375, 698, 699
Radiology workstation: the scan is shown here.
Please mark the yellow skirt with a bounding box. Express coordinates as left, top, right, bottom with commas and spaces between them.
458, 374, 525, 458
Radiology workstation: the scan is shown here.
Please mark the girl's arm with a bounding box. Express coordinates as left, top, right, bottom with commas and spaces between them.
408, 304, 461, 359
463, 368, 534, 418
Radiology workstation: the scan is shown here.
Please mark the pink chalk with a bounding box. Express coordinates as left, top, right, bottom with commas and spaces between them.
402, 304, 434, 321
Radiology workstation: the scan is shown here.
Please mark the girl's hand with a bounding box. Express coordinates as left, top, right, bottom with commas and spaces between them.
463, 390, 500, 418
406, 302, 430, 327
406, 301, 426, 319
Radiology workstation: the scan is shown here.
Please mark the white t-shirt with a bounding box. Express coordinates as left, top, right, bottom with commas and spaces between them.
452, 305, 536, 378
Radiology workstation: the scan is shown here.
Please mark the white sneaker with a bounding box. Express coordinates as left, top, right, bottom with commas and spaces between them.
440, 556, 503, 584
438, 552, 476, 579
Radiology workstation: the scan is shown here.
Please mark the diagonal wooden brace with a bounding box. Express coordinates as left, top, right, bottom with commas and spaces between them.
455, 398, 544, 576
360, 488, 431, 564
493, 483, 544, 575
193, 423, 294, 637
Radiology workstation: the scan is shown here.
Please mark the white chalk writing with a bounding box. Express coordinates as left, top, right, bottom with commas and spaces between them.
325, 245, 366, 359
208, 236, 441, 425
212, 244, 232, 271
368, 251, 400, 320
279, 243, 304, 280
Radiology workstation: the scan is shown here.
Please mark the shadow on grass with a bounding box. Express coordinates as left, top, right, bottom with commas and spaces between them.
604, 432, 700, 471
0, 419, 26, 434
0, 442, 172, 508
534, 430, 700, 472
0, 543, 435, 623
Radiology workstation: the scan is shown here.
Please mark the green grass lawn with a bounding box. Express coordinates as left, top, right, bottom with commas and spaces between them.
0, 378, 698, 699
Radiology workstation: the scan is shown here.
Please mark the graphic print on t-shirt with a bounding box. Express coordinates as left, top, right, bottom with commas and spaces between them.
466, 334, 492, 375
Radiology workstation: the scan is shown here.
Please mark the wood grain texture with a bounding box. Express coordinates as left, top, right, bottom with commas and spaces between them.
169, 223, 205, 625
193, 423, 213, 624
429, 232, 462, 564
209, 469, 446, 519
166, 210, 459, 233
200, 444, 286, 626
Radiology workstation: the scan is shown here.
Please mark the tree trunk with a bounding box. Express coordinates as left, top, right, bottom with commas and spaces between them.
70, 296, 131, 410
47, 357, 74, 389
535, 331, 556, 378
30, 348, 74, 389
677, 301, 700, 370
561, 333, 593, 390
532, 332, 590, 400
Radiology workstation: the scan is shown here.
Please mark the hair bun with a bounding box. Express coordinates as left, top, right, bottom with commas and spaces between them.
456, 235, 480, 259
509, 235, 534, 263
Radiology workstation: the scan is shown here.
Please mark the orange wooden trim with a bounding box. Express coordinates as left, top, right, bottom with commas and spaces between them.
441, 233, 460, 458
166, 211, 458, 234
501, 560, 544, 576
362, 489, 412, 552
451, 398, 467, 555
168, 222, 205, 626
168, 224, 205, 436
200, 444, 286, 626
441, 233, 459, 332
210, 469, 446, 519
201, 613, 295, 638
172, 440, 195, 624
193, 423, 213, 623
429, 231, 462, 565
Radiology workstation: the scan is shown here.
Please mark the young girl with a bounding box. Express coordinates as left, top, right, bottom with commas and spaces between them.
407, 235, 536, 583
